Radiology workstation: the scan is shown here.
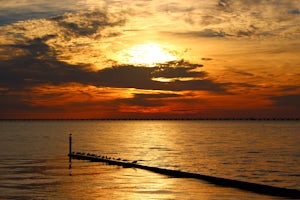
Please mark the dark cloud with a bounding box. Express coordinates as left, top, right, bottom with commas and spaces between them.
167, 29, 229, 38
0, 35, 227, 95
271, 94, 300, 108
0, 88, 61, 119
0, 1, 80, 25
279, 86, 300, 92
201, 58, 213, 61
189, 25, 259, 38
232, 82, 256, 88
0, 35, 92, 90
0, 92, 30, 110
94, 64, 225, 92
158, 2, 196, 13
51, 11, 126, 38
0, 10, 61, 25
0, 41, 227, 117
157, 60, 203, 68
0, 9, 128, 89
199, 15, 224, 26
236, 25, 259, 37
167, 79, 226, 92
154, 62, 205, 78
97, 65, 155, 89
227, 68, 255, 77
181, 0, 300, 38
118, 93, 181, 107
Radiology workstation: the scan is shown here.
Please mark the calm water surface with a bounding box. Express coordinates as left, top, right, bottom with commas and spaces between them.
0, 120, 299, 199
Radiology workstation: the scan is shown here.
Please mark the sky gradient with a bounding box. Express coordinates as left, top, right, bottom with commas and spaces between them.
0, 0, 300, 119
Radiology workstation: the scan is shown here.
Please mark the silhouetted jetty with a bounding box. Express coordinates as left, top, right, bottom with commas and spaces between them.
68, 135, 300, 198
68, 152, 300, 198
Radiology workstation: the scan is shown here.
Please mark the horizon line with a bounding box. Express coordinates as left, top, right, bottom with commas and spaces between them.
0, 118, 299, 121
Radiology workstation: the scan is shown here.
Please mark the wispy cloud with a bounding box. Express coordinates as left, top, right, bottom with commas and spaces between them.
158, 0, 300, 38
0, 0, 88, 25
166, 29, 228, 38
271, 94, 300, 109
51, 10, 126, 38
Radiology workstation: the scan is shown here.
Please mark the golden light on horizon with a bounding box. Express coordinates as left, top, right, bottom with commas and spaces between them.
117, 43, 178, 67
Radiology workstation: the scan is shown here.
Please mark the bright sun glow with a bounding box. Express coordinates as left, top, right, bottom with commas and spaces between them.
117, 43, 177, 67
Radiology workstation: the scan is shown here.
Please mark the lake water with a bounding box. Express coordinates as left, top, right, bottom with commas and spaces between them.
0, 120, 299, 199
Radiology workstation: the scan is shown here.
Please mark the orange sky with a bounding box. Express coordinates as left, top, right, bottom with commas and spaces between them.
0, 0, 299, 119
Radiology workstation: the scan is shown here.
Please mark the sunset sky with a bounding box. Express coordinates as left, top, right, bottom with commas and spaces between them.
0, 0, 299, 119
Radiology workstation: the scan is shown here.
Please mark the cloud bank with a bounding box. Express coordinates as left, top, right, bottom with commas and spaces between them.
0, 1, 299, 119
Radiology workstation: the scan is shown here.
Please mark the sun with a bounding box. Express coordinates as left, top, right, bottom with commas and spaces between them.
117, 43, 177, 67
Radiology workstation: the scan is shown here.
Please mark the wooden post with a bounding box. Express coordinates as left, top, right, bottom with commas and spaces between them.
69, 134, 72, 163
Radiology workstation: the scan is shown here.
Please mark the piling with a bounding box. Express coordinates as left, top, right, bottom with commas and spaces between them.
69, 134, 72, 163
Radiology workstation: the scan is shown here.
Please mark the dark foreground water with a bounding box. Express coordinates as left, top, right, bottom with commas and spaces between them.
0, 120, 299, 199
